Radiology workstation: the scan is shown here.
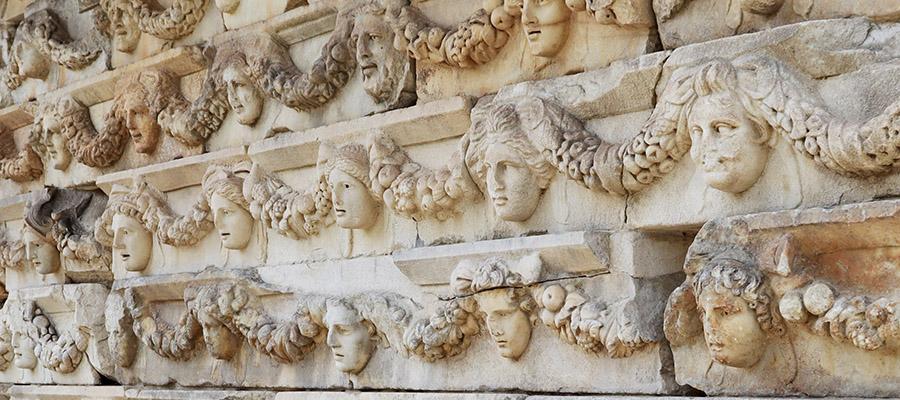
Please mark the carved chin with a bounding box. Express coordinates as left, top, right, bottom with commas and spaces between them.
115, 31, 141, 53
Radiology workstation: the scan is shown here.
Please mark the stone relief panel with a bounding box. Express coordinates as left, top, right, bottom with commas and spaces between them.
95, 182, 212, 274
663, 199, 900, 397
654, 0, 900, 49
22, 186, 110, 282
2, 0, 110, 104
0, 283, 111, 385
97, 0, 224, 67
203, 1, 415, 146
392, 0, 656, 101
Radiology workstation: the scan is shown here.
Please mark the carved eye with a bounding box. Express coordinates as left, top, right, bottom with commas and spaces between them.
689, 126, 703, 138
715, 123, 736, 136
343, 183, 351, 190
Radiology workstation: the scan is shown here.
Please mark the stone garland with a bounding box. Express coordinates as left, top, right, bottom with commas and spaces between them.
3, 8, 105, 90
99, 0, 211, 53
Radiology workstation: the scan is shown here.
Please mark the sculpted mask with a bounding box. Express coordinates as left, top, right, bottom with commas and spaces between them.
203, 165, 253, 250
113, 70, 178, 155
324, 300, 375, 373
521, 0, 571, 58
320, 143, 379, 230
209, 193, 253, 250
484, 141, 544, 222
196, 309, 240, 360
466, 101, 555, 222
102, 0, 141, 52
691, 258, 782, 368
477, 288, 533, 359
686, 61, 775, 193
22, 226, 59, 275
12, 331, 36, 370
31, 113, 72, 171
122, 95, 159, 154
222, 62, 262, 126
111, 213, 152, 272
352, 11, 405, 104
452, 257, 537, 360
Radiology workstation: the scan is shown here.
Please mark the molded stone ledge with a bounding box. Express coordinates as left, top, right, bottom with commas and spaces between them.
654, 0, 900, 49
8, 385, 124, 400
392, 231, 610, 288
104, 261, 681, 394
263, 1, 334, 45
95, 147, 248, 194
0, 194, 28, 223
248, 96, 472, 172
220, 0, 307, 31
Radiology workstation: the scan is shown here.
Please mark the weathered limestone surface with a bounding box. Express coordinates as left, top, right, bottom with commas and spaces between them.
0, 0, 897, 398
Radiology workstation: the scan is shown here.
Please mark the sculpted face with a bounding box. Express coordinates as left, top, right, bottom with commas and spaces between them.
698, 289, 766, 368
123, 96, 160, 154
197, 311, 240, 360
108, 4, 141, 52
210, 193, 253, 250
39, 115, 72, 171
324, 303, 374, 374
108, 322, 137, 367
484, 142, 542, 222
14, 41, 49, 80
23, 227, 59, 275
522, 0, 571, 57
111, 213, 152, 272
329, 169, 378, 230
223, 64, 262, 125
12, 332, 37, 370
352, 13, 396, 102
215, 0, 240, 13
477, 289, 532, 360
689, 92, 769, 193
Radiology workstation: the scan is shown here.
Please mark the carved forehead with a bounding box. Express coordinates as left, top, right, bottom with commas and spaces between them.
688, 91, 746, 122
324, 300, 363, 326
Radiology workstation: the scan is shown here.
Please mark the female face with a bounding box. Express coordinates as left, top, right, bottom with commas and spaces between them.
223, 64, 262, 126
688, 91, 770, 193
329, 169, 378, 230
477, 289, 532, 360
698, 289, 767, 368
23, 226, 60, 275
210, 192, 253, 250
484, 142, 543, 222
111, 213, 152, 272
521, 0, 571, 57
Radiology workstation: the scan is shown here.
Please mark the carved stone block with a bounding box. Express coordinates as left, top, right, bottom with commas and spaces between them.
654, 0, 900, 49
402, 0, 658, 102
664, 199, 900, 396
0, 283, 110, 385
